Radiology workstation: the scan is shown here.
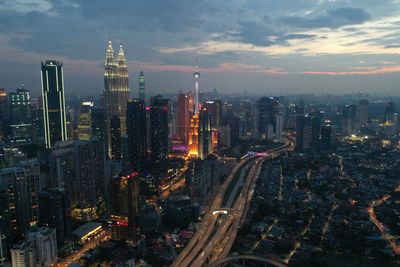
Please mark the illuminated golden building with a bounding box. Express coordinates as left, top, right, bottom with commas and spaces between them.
188, 113, 199, 157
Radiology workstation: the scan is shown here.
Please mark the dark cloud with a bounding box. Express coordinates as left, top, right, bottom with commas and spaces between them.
283, 8, 371, 29
232, 20, 278, 46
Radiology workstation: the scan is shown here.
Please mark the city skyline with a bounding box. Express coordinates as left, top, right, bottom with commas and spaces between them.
1, 1, 400, 96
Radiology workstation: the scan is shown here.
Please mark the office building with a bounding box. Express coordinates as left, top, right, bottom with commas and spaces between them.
150, 97, 169, 175
199, 108, 212, 159
41, 60, 67, 148
17, 159, 41, 227
90, 106, 106, 141
109, 171, 139, 242
38, 188, 71, 245
77, 102, 93, 141
110, 116, 121, 160
177, 92, 193, 145
204, 100, 222, 127
127, 99, 147, 171
321, 125, 333, 151
0, 167, 29, 235
295, 114, 311, 151
0, 89, 7, 140
358, 99, 369, 127
9, 86, 32, 144
51, 138, 105, 221
139, 70, 146, 101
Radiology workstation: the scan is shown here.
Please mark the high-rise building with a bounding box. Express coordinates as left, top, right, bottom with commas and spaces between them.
17, 159, 41, 228
177, 92, 193, 145
0, 188, 12, 264
310, 112, 323, 151
127, 99, 147, 171
295, 114, 311, 151
358, 99, 369, 128
0, 167, 29, 235
199, 108, 212, 159
91, 106, 106, 141
110, 116, 121, 160
188, 114, 199, 157
385, 101, 396, 124
9, 86, 32, 144
321, 125, 333, 151
77, 102, 93, 141
50, 138, 105, 221
41, 60, 67, 148
275, 112, 284, 139
38, 188, 71, 245
10, 241, 36, 267
254, 97, 280, 139
109, 171, 139, 242
150, 97, 169, 175
342, 104, 358, 134
25, 227, 57, 267
139, 70, 146, 101
204, 100, 222, 127
0, 88, 7, 140
103, 40, 130, 157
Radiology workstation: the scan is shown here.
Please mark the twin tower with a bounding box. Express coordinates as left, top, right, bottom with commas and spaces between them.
103, 40, 145, 150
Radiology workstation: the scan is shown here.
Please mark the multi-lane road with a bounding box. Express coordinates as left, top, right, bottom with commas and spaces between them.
172, 139, 293, 267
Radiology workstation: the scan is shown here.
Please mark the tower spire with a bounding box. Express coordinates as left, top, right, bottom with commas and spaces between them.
193, 57, 200, 114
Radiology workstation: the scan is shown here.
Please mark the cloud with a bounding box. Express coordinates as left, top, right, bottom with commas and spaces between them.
283, 8, 371, 29
303, 65, 400, 75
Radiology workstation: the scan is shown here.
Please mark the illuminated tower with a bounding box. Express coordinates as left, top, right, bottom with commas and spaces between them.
41, 60, 67, 148
139, 71, 145, 101
193, 58, 200, 114
188, 59, 201, 157
103, 39, 130, 157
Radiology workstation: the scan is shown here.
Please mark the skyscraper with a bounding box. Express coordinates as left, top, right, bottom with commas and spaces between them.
139, 70, 146, 101
358, 99, 369, 128
77, 102, 93, 141
295, 114, 311, 151
110, 116, 121, 160
41, 60, 67, 148
150, 97, 169, 175
9, 86, 32, 144
38, 188, 71, 245
50, 138, 105, 221
109, 171, 139, 242
0, 89, 7, 141
199, 108, 212, 159
204, 100, 222, 127
127, 99, 147, 171
177, 92, 192, 145
0, 167, 29, 235
103, 40, 130, 157
90, 106, 106, 141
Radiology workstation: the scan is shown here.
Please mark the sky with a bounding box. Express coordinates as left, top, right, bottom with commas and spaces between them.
1, 0, 400, 97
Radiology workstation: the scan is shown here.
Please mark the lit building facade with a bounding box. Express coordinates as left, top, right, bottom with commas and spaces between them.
41, 60, 67, 148
139, 70, 146, 101
9, 86, 32, 144
103, 40, 130, 157
109, 171, 139, 243
77, 102, 93, 141
110, 116, 121, 160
